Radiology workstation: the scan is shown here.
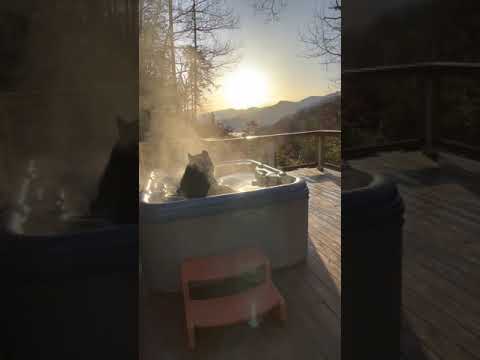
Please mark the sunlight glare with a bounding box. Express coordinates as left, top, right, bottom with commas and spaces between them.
223, 67, 269, 109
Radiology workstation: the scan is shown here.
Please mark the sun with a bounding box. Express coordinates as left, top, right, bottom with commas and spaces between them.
222, 67, 269, 109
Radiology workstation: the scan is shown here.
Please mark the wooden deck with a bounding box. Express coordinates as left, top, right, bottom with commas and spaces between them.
349, 151, 480, 360
141, 168, 341, 360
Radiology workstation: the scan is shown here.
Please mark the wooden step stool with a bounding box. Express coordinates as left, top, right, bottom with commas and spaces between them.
181, 248, 287, 350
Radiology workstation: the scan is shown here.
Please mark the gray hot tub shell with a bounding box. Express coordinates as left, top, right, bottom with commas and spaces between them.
140, 160, 309, 292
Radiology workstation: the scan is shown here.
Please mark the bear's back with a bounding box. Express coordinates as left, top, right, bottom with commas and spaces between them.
90, 143, 138, 223
178, 165, 210, 198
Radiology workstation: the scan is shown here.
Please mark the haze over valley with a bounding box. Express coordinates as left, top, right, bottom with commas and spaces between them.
200, 92, 340, 132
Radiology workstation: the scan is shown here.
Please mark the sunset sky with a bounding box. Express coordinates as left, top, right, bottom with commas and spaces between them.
204, 0, 340, 112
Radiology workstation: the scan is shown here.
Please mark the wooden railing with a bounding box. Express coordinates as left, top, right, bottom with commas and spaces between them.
201, 130, 341, 171
343, 62, 480, 160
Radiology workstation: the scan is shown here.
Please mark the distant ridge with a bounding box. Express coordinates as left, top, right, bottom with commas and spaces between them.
258, 95, 341, 135
200, 92, 340, 130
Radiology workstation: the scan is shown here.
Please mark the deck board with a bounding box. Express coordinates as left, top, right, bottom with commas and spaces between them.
349, 151, 480, 360
141, 167, 341, 360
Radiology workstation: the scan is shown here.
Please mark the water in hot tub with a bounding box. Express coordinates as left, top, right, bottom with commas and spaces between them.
217, 172, 261, 193
142, 164, 291, 204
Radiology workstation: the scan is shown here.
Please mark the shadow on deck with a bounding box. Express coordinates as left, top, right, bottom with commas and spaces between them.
349, 151, 480, 360
141, 168, 341, 360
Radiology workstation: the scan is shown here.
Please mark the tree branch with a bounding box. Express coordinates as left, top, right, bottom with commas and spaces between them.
299, 0, 341, 65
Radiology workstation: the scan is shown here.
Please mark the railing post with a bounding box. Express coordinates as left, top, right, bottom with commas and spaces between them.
425, 74, 433, 154
317, 134, 325, 172
274, 137, 279, 168
245, 138, 251, 160
265, 138, 277, 167
257, 138, 275, 167
424, 70, 439, 160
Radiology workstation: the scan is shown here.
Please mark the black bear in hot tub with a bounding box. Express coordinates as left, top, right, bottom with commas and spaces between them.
177, 150, 233, 198
90, 116, 139, 224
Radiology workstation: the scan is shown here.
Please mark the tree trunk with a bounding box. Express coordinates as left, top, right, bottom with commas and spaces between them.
192, 0, 198, 123
168, 0, 179, 113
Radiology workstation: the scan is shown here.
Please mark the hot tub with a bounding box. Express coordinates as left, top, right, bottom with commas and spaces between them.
140, 160, 309, 292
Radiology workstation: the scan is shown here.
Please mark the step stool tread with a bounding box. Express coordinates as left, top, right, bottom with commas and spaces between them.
182, 247, 268, 283
189, 281, 284, 327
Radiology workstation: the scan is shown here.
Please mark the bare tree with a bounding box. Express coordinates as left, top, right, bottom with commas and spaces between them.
176, 0, 239, 119
300, 0, 341, 65
140, 0, 169, 86
252, 0, 287, 22
168, 0, 179, 111
140, 0, 239, 119
252, 0, 341, 65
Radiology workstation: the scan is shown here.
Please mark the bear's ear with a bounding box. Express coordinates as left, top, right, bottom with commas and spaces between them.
188, 153, 192, 161
202, 150, 207, 155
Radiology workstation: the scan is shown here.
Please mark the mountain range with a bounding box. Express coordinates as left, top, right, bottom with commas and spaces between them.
200, 92, 340, 131
258, 94, 340, 135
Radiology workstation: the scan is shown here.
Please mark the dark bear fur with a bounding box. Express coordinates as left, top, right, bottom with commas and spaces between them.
177, 151, 233, 198
90, 116, 138, 224
177, 151, 213, 198
178, 164, 211, 198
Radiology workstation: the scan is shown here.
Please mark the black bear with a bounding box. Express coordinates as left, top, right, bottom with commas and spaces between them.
90, 116, 138, 224
177, 151, 232, 198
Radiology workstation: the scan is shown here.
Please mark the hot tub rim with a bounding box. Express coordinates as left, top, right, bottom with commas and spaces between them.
140, 160, 310, 224
342, 172, 404, 227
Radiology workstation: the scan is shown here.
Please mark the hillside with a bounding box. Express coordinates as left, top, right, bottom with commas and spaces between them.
258, 94, 340, 135
200, 92, 340, 131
